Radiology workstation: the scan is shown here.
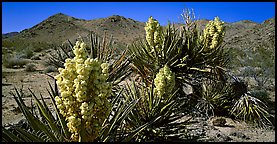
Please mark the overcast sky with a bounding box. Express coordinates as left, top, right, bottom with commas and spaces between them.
2, 2, 275, 34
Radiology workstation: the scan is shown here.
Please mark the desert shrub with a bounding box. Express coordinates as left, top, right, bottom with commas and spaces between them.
2, 47, 13, 55
32, 42, 52, 52
3, 54, 29, 68
44, 65, 57, 73
2, 38, 52, 54
229, 42, 275, 91
2, 39, 15, 48
24, 47, 34, 59
24, 63, 36, 72
2, 38, 29, 51
33, 45, 43, 52
39, 51, 46, 57
31, 55, 41, 60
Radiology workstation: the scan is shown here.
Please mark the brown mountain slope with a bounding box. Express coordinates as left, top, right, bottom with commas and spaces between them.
4, 13, 146, 46
3, 13, 275, 51
77, 15, 146, 44
224, 18, 275, 50
14, 13, 91, 44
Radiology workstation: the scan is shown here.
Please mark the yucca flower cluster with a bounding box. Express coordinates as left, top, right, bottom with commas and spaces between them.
54, 41, 112, 141
154, 65, 176, 98
202, 17, 225, 49
145, 16, 162, 50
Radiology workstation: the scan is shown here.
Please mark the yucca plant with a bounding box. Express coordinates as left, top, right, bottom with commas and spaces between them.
230, 92, 273, 128
121, 80, 192, 142
129, 9, 230, 99
194, 75, 273, 127
227, 76, 273, 127
2, 34, 138, 142
119, 64, 199, 142
194, 77, 240, 117
2, 82, 70, 142
2, 81, 143, 142
47, 32, 132, 88
129, 8, 273, 129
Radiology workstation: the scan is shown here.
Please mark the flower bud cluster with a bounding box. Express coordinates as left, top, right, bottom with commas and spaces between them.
202, 17, 225, 49
54, 41, 112, 141
154, 65, 176, 98
145, 16, 162, 49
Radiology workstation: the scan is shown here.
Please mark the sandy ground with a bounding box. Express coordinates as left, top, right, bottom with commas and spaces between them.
2, 56, 57, 125
1, 54, 275, 142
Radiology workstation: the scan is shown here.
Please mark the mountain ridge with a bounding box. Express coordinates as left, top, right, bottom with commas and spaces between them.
2, 13, 275, 51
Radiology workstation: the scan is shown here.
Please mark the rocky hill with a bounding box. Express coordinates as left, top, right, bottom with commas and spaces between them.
2, 13, 145, 46
224, 18, 275, 50
2, 32, 19, 39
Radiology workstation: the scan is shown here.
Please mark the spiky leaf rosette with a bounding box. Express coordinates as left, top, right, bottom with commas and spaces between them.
231, 93, 273, 127
121, 65, 192, 142
194, 78, 239, 117
2, 81, 142, 142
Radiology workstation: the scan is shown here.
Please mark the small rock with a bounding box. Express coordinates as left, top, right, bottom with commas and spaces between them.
230, 131, 250, 139
216, 132, 233, 141
212, 117, 227, 127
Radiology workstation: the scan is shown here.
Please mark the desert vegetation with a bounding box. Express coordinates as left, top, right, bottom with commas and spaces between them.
2, 9, 275, 142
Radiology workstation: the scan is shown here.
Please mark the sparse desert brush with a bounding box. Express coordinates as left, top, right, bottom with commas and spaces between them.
24, 63, 36, 72
31, 55, 41, 60
24, 46, 35, 59
229, 42, 275, 91
3, 54, 29, 68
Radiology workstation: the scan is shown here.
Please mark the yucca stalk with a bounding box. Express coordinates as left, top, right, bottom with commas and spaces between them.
51, 39, 135, 141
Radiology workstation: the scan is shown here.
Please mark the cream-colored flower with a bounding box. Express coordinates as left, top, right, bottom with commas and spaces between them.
54, 41, 112, 141
154, 65, 175, 98
145, 16, 162, 48
202, 16, 225, 49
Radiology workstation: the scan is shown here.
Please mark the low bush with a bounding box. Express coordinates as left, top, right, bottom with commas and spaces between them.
3, 55, 29, 68
24, 63, 36, 72
24, 48, 34, 59
31, 55, 41, 60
